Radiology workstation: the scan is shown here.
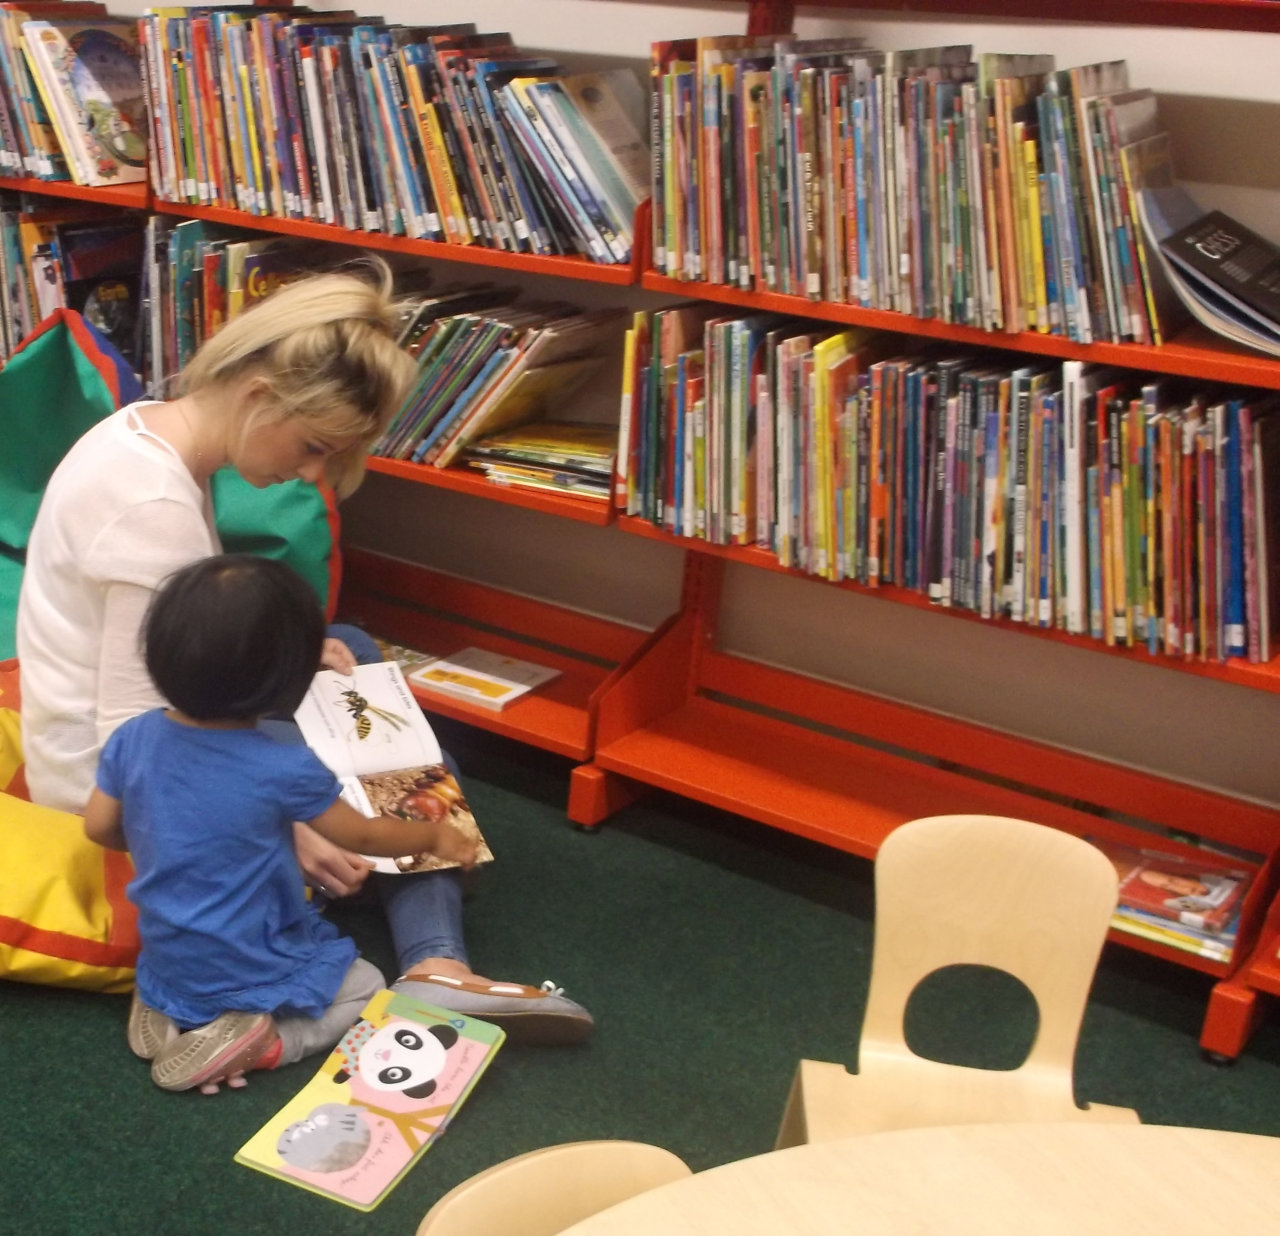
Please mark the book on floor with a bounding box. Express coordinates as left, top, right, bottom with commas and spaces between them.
293, 660, 493, 874
235, 988, 505, 1211
408, 646, 562, 710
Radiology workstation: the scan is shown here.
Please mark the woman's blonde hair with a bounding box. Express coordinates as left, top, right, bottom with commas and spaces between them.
178, 258, 416, 497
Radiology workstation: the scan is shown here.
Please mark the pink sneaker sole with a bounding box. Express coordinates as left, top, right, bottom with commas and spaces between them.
150, 1012, 278, 1092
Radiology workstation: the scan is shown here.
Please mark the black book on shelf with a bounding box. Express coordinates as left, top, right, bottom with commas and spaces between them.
1158, 209, 1280, 330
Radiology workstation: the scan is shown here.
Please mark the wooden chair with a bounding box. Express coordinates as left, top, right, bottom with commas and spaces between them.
415, 1140, 693, 1236
776, 814, 1140, 1148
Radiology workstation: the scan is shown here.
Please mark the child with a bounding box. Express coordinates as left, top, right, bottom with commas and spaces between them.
83, 554, 478, 1095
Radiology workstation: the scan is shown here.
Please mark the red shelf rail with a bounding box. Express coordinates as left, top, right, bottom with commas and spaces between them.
366, 456, 615, 526
616, 517, 1280, 694
151, 198, 640, 286
0, 175, 149, 210
641, 273, 1280, 392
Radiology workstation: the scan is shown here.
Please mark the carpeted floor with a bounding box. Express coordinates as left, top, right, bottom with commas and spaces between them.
6, 717, 1280, 1236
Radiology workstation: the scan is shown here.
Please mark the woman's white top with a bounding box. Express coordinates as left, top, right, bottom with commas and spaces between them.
16, 402, 221, 813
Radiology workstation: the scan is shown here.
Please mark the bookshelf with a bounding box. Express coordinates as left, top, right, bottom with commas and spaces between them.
4, 0, 1280, 1056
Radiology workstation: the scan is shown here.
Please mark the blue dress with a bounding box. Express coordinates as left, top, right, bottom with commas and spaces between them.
97, 710, 357, 1027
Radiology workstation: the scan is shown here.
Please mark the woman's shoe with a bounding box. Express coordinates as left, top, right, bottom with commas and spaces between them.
127, 989, 178, 1060
392, 975, 594, 1046
150, 1011, 280, 1092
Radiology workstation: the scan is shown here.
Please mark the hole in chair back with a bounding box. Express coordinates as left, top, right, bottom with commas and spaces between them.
902, 964, 1039, 1071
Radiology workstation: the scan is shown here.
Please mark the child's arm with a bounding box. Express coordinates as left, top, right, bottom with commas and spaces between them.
306, 797, 479, 870
84, 787, 128, 851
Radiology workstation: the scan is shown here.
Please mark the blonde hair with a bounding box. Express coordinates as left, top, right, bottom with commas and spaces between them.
178, 260, 416, 497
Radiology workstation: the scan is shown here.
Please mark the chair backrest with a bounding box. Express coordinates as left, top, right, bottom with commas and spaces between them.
857, 815, 1120, 1117
416, 1140, 692, 1236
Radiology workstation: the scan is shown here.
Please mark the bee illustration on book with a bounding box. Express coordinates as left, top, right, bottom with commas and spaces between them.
337, 688, 408, 741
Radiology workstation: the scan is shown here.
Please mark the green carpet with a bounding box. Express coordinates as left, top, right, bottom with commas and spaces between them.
6, 718, 1280, 1235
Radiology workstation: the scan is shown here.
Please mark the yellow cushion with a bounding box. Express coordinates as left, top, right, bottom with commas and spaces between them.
0, 660, 139, 992
0, 793, 138, 992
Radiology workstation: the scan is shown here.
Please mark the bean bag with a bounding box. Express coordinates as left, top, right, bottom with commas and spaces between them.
0, 309, 342, 658
0, 658, 139, 992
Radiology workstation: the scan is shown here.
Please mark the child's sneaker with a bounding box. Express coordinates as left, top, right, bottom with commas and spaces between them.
127, 989, 178, 1060
150, 1011, 280, 1092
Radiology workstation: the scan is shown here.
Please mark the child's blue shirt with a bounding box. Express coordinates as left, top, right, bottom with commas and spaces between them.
97, 709, 358, 1027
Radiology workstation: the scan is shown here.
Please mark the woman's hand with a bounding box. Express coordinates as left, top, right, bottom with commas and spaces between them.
431, 821, 479, 872
293, 821, 372, 897
320, 637, 357, 675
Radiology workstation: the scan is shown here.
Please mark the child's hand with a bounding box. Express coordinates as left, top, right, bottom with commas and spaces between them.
434, 822, 479, 871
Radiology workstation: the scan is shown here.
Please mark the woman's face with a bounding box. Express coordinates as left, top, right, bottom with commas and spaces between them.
233, 415, 353, 488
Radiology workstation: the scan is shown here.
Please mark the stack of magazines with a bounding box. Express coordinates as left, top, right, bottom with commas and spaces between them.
464, 420, 617, 500
1089, 836, 1257, 963
136, 9, 648, 263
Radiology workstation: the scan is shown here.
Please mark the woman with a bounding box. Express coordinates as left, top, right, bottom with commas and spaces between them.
16, 263, 592, 1044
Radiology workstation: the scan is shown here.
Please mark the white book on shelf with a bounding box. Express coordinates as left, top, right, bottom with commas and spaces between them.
409, 646, 561, 711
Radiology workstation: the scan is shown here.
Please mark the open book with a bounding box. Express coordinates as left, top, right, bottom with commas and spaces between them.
235, 989, 505, 1210
293, 661, 492, 874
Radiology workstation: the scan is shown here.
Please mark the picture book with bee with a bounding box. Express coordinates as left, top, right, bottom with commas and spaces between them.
235, 987, 505, 1210
293, 661, 493, 874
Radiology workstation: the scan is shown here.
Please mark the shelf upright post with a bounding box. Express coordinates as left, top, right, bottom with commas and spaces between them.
746, 1, 795, 36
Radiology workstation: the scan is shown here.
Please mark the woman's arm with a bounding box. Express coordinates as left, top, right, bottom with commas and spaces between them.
84, 787, 128, 851
306, 798, 478, 870
96, 581, 167, 747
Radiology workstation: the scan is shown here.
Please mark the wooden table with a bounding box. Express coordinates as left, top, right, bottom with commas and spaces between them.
557, 1123, 1280, 1235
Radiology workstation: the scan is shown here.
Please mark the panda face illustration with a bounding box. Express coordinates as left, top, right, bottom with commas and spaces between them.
344, 1021, 459, 1099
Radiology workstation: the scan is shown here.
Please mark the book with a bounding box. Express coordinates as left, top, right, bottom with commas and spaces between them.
1138, 184, 1280, 358
235, 987, 504, 1211
1159, 207, 1280, 332
19, 19, 146, 187
1089, 835, 1254, 935
292, 660, 493, 875
408, 646, 561, 711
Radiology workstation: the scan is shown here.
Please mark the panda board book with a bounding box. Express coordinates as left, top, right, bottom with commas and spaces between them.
235, 988, 506, 1209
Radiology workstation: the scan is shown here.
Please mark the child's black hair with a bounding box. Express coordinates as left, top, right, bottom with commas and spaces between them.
144, 554, 324, 722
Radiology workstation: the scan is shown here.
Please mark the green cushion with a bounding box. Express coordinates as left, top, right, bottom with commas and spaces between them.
211, 469, 340, 621
0, 311, 341, 654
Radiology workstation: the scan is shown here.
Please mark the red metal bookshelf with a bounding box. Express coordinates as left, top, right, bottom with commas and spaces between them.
366, 456, 615, 526
616, 516, 1280, 695
338, 548, 651, 762
0, 175, 148, 210
149, 198, 640, 285
571, 551, 1280, 982
641, 273, 1280, 392
629, 0, 1280, 35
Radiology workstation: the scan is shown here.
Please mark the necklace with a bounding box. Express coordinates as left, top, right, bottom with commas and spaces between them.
172, 399, 206, 473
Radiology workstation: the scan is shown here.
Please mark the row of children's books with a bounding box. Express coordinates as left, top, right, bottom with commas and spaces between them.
618, 304, 1280, 663
651, 34, 1187, 347
137, 7, 648, 263
0, 2, 148, 187
0, 188, 141, 360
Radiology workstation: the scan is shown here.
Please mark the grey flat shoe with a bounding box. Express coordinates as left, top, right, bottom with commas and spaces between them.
127, 989, 178, 1061
150, 1011, 279, 1092
392, 975, 594, 1046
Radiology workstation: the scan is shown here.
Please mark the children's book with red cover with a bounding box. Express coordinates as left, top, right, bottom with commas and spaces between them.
1089, 836, 1254, 935
235, 989, 504, 1210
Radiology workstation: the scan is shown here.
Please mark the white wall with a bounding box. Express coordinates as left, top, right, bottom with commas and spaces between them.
121, 1, 1280, 805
